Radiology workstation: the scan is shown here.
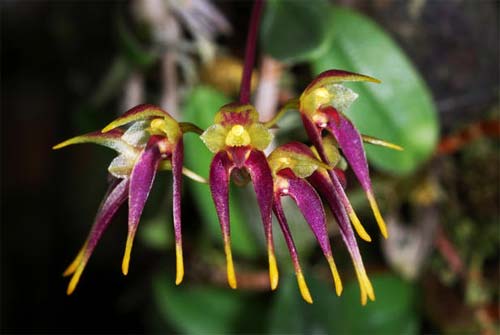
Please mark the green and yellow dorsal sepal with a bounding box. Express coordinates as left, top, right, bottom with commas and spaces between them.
201, 102, 273, 153
102, 104, 182, 144
299, 70, 381, 117
267, 142, 333, 179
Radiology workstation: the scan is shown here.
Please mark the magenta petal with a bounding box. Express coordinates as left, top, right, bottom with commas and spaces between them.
122, 136, 163, 275
245, 149, 278, 289
272, 195, 300, 267
322, 106, 372, 194
309, 170, 374, 303
89, 178, 129, 254
245, 149, 274, 246
309, 171, 360, 257
172, 139, 184, 284
322, 106, 388, 238
64, 177, 129, 294
301, 114, 324, 152
282, 171, 332, 256
209, 151, 237, 288
335, 169, 347, 189
209, 151, 232, 241
272, 194, 313, 303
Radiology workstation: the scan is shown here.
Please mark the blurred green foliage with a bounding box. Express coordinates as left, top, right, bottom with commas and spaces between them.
260, 0, 331, 63
312, 7, 439, 175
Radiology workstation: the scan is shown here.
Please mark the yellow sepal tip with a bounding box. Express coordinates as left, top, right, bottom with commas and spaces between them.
367, 192, 388, 239
327, 256, 343, 296
296, 271, 313, 304
102, 122, 118, 133
122, 233, 135, 276
63, 243, 87, 277
52, 137, 84, 150
268, 250, 279, 290
354, 264, 375, 306
175, 243, 184, 285
347, 211, 372, 242
66, 262, 85, 295
224, 241, 237, 289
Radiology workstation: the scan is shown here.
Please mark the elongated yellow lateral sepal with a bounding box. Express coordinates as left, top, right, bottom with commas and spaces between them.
175, 243, 184, 285
63, 242, 87, 277
268, 249, 279, 290
327, 255, 343, 296
362, 135, 404, 151
66, 262, 86, 295
367, 192, 388, 239
347, 210, 372, 242
355, 266, 375, 306
122, 233, 135, 276
224, 240, 237, 289
296, 271, 313, 304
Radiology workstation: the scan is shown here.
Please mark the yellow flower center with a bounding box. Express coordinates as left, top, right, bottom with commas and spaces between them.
225, 125, 251, 147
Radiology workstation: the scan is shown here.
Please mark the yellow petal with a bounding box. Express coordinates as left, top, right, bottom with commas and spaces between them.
200, 124, 228, 153
66, 261, 86, 295
175, 242, 184, 285
122, 232, 136, 276
224, 239, 237, 289
326, 255, 343, 296
268, 249, 279, 290
347, 210, 372, 242
296, 271, 313, 304
367, 192, 388, 239
63, 242, 87, 277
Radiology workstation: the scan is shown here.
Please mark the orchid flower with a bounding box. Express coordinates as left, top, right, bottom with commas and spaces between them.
53, 104, 197, 294
267, 141, 376, 305
200, 102, 277, 290
267, 142, 342, 303
299, 70, 401, 241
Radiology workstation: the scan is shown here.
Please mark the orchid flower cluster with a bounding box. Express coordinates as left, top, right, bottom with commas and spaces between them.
54, 69, 402, 304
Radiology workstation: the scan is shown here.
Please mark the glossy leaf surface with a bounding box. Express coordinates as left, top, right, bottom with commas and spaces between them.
312, 7, 438, 174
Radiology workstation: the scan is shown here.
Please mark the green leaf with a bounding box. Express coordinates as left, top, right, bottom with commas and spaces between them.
312, 7, 439, 174
261, 0, 332, 64
182, 86, 260, 257
269, 273, 419, 334
153, 273, 248, 334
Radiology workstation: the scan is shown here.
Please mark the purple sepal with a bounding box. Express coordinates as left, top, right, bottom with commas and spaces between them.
245, 150, 274, 249
172, 139, 184, 247
209, 150, 234, 242
272, 194, 300, 266
84, 177, 129, 260
301, 115, 324, 153
128, 136, 163, 238
279, 169, 332, 258
309, 171, 363, 262
321, 106, 372, 194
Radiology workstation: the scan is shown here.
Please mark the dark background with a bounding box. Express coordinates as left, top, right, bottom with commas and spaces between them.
1, 0, 498, 333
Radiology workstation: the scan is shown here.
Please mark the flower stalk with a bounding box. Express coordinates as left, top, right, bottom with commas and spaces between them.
239, 0, 264, 104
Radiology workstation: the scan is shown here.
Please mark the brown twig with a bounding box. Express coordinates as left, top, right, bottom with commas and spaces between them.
436, 119, 500, 155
